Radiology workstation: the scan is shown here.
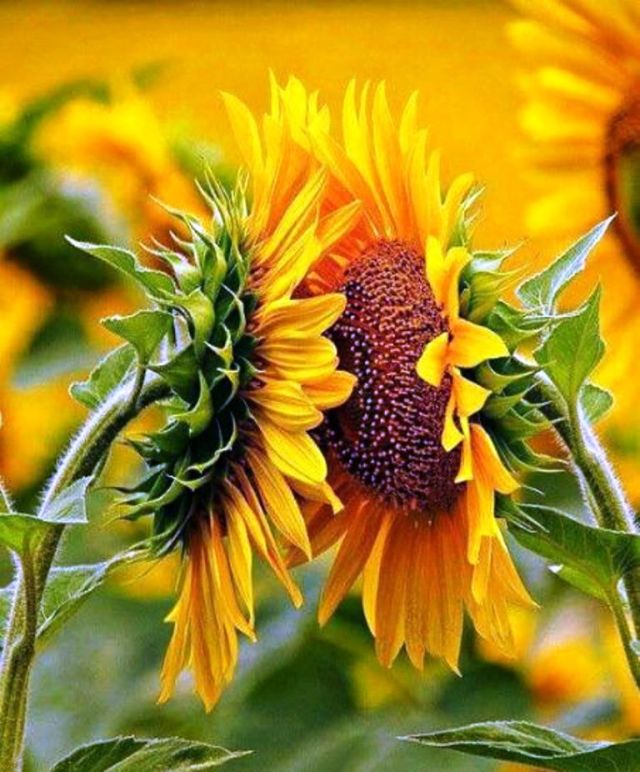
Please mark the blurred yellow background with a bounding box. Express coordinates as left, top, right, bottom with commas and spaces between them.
1, 0, 534, 250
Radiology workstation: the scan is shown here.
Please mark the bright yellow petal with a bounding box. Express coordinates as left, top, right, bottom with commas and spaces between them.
250, 381, 323, 432
416, 331, 449, 386
451, 367, 490, 418
256, 416, 327, 485
471, 423, 519, 494
449, 318, 508, 368
247, 448, 312, 558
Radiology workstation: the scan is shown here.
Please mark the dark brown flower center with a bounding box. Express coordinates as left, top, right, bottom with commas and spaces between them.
605, 89, 640, 270
321, 239, 463, 513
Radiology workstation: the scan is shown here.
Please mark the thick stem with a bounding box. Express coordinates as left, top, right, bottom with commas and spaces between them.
533, 371, 640, 662
0, 375, 168, 770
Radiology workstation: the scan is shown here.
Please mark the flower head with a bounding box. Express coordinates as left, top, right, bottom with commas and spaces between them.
73, 85, 359, 710
509, 0, 640, 487
250, 80, 540, 671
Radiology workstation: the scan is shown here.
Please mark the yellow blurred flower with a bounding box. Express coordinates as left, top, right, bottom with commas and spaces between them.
509, 0, 640, 494
33, 88, 204, 243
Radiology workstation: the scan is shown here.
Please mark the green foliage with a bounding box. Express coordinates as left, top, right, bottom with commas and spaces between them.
404, 721, 640, 771
517, 216, 614, 313
50, 736, 247, 771
102, 310, 173, 365
506, 504, 640, 602
535, 286, 604, 409
71, 345, 137, 409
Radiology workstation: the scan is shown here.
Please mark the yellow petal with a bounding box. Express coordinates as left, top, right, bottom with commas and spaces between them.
454, 417, 474, 483
303, 370, 357, 409
258, 293, 346, 338
442, 390, 464, 451
471, 423, 519, 494
247, 447, 312, 558
416, 331, 449, 386
449, 318, 508, 368
250, 381, 323, 432
452, 367, 490, 418
223, 497, 254, 624
260, 335, 338, 384
257, 416, 327, 485
425, 236, 447, 305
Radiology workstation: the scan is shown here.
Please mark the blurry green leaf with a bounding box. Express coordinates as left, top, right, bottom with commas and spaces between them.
0, 174, 120, 290
67, 239, 175, 299
517, 216, 613, 312
581, 383, 613, 424
37, 550, 143, 650
535, 286, 604, 409
71, 345, 136, 409
0, 513, 52, 555
50, 736, 248, 771
403, 720, 640, 771
508, 504, 640, 601
14, 308, 95, 388
102, 310, 173, 364
42, 476, 93, 525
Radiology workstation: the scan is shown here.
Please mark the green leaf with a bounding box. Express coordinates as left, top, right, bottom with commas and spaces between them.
36, 550, 143, 649
507, 504, 640, 602
42, 476, 94, 525
403, 720, 640, 771
67, 238, 176, 299
71, 345, 137, 409
102, 310, 173, 364
50, 736, 249, 771
535, 285, 604, 408
517, 216, 614, 312
581, 383, 613, 424
0, 513, 53, 555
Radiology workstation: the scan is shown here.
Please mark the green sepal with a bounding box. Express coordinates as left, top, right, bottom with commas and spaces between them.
70, 344, 136, 409
66, 238, 176, 299
175, 288, 216, 358
149, 343, 200, 402
102, 309, 173, 364
582, 383, 613, 424
170, 372, 213, 436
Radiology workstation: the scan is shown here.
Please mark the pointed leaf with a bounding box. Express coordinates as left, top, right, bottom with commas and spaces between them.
50, 736, 248, 771
404, 720, 640, 771
507, 504, 640, 601
67, 238, 176, 299
582, 383, 613, 424
517, 216, 614, 312
535, 286, 604, 408
43, 476, 93, 525
102, 310, 173, 364
37, 550, 144, 649
70, 345, 136, 409
0, 513, 53, 555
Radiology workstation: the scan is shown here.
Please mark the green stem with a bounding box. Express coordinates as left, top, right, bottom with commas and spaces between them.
608, 588, 640, 689
533, 371, 640, 681
0, 375, 168, 770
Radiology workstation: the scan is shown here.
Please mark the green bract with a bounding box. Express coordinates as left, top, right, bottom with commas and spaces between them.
70, 179, 259, 553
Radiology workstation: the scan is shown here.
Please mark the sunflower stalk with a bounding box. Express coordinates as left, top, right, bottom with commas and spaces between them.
531, 370, 640, 687
0, 374, 169, 771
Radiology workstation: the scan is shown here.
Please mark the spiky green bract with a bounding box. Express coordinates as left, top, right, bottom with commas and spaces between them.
70, 179, 259, 553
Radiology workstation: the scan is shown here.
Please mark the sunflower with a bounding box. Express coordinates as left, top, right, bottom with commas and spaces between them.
508, 0, 640, 480
224, 80, 535, 672
76, 83, 359, 711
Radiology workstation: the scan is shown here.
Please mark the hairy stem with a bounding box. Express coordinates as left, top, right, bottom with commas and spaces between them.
0, 375, 168, 770
533, 371, 640, 682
